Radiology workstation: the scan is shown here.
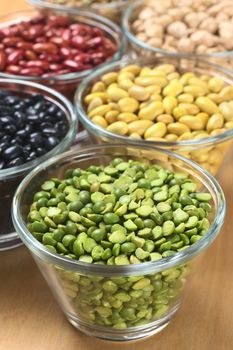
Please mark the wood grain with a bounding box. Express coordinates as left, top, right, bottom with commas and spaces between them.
1, 1, 233, 349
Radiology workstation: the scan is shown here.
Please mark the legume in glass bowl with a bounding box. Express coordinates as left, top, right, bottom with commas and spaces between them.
122, 0, 233, 70
75, 56, 233, 176
12, 144, 225, 341
0, 9, 125, 100
0, 78, 77, 250
28, 0, 134, 24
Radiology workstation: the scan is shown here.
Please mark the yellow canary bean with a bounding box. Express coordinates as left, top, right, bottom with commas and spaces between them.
196, 113, 209, 127
92, 81, 106, 92
147, 70, 167, 77
107, 85, 129, 101
206, 93, 223, 104
179, 115, 204, 130
225, 121, 233, 129
101, 72, 118, 85
180, 72, 196, 85
138, 101, 164, 120
140, 67, 153, 76
163, 82, 183, 97
206, 114, 224, 131
88, 104, 111, 118
105, 110, 119, 124
118, 79, 134, 90
167, 72, 180, 81
163, 96, 177, 114
195, 97, 219, 115
177, 94, 194, 103
193, 152, 209, 163
149, 94, 162, 102
117, 72, 135, 81
118, 97, 139, 113
87, 97, 103, 112
145, 85, 162, 95
178, 103, 200, 115
210, 128, 226, 136
107, 121, 129, 135
144, 122, 167, 139
121, 65, 141, 75
108, 102, 120, 111
219, 102, 233, 122
208, 77, 224, 93
128, 85, 150, 101
84, 92, 107, 104
130, 133, 142, 139
200, 74, 211, 82
157, 114, 174, 124
178, 132, 193, 141
156, 64, 175, 74
189, 78, 209, 89
117, 113, 138, 123
219, 86, 233, 101
92, 116, 108, 128
172, 107, 187, 120
135, 76, 168, 87
164, 133, 178, 141
184, 85, 208, 97
167, 122, 190, 135
194, 132, 209, 139
128, 120, 153, 136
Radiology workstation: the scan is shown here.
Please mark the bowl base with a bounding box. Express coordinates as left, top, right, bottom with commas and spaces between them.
66, 305, 179, 342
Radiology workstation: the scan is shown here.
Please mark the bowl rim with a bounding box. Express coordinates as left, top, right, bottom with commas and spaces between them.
0, 78, 77, 179
122, 0, 233, 58
75, 56, 233, 149
28, 0, 132, 10
0, 9, 126, 82
12, 143, 225, 277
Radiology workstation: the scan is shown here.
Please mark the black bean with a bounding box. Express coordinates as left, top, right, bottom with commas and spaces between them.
36, 147, 46, 156
3, 145, 24, 161
42, 127, 57, 135
46, 136, 59, 149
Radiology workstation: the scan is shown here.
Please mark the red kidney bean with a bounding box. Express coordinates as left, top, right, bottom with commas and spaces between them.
25, 50, 38, 61
0, 51, 6, 70
20, 67, 44, 76
17, 42, 33, 50
5, 65, 21, 74
71, 36, 86, 50
3, 37, 20, 47
33, 43, 58, 54
7, 50, 24, 64
0, 14, 118, 78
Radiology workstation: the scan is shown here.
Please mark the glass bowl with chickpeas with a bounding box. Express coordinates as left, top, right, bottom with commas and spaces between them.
122, 0, 233, 71
75, 56, 233, 176
28, 0, 134, 23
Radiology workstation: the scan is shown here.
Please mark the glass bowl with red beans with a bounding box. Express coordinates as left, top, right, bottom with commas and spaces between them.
28, 0, 134, 24
0, 10, 126, 100
0, 78, 77, 250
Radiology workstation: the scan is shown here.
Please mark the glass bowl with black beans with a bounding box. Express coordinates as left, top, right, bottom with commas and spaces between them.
0, 78, 77, 250
12, 144, 225, 341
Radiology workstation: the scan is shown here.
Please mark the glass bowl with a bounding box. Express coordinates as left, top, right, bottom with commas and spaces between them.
75, 56, 233, 176
122, 0, 233, 70
12, 143, 225, 341
0, 9, 126, 100
28, 0, 134, 24
0, 78, 77, 251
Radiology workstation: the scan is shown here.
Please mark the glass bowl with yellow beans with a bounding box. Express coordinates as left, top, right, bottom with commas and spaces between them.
75, 57, 233, 176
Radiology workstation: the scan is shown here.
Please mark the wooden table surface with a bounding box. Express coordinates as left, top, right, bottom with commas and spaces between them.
1, 1, 233, 349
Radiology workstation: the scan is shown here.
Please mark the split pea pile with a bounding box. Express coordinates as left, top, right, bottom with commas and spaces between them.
132, 0, 233, 58
27, 158, 212, 328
